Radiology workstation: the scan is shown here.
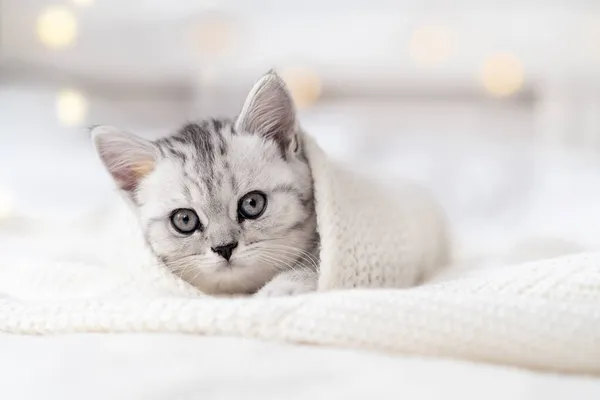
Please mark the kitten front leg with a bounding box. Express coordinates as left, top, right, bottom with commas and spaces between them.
255, 268, 318, 297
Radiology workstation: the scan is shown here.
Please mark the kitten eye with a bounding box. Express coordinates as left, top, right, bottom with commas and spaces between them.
170, 208, 200, 234
238, 191, 267, 220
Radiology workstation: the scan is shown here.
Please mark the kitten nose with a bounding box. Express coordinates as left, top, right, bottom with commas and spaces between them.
211, 242, 238, 261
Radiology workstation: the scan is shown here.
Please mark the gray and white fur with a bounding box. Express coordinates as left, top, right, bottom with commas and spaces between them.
92, 72, 319, 296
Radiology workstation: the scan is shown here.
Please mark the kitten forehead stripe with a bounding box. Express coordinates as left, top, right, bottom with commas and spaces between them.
183, 123, 215, 166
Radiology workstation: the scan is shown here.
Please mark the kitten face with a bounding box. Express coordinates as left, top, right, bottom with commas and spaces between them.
93, 72, 318, 295
139, 121, 316, 294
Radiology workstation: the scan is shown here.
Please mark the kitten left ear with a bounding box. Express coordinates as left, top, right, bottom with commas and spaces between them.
91, 126, 157, 194
235, 71, 298, 153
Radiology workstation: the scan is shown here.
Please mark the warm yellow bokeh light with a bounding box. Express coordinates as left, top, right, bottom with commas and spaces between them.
56, 89, 88, 126
481, 53, 524, 97
37, 6, 78, 49
0, 190, 15, 220
409, 25, 453, 67
191, 18, 235, 57
73, 0, 94, 6
280, 68, 322, 109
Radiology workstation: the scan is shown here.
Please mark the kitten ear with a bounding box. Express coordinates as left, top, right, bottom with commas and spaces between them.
235, 71, 297, 151
91, 126, 157, 193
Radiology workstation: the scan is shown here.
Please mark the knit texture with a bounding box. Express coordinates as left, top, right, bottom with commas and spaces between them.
1, 135, 599, 374
302, 136, 450, 290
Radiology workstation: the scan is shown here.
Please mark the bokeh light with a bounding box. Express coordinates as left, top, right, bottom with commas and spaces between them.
73, 0, 94, 6
480, 53, 524, 97
0, 190, 15, 220
56, 89, 88, 126
190, 16, 235, 57
37, 6, 78, 50
280, 68, 322, 109
409, 25, 453, 67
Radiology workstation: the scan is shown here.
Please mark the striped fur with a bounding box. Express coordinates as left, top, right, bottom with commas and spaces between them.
93, 72, 319, 296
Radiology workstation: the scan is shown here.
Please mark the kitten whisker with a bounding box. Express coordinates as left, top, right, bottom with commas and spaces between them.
258, 253, 303, 276
263, 251, 318, 275
263, 245, 320, 272
259, 251, 319, 280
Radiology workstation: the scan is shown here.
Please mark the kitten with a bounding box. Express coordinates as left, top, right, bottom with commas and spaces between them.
92, 72, 320, 296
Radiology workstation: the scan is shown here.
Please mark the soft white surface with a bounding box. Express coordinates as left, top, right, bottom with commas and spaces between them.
2, 225, 597, 399
0, 136, 598, 379
2, 333, 599, 400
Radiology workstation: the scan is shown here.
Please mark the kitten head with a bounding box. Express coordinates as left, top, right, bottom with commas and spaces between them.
92, 72, 317, 295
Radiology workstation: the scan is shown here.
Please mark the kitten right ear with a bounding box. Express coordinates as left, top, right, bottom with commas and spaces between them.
91, 126, 157, 193
235, 71, 297, 152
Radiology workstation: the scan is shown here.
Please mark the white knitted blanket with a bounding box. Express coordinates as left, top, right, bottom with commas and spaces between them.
0, 136, 599, 375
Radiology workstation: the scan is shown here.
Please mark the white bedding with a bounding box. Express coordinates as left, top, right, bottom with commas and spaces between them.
1, 201, 599, 399
2, 119, 600, 397
1, 134, 598, 377
2, 333, 599, 400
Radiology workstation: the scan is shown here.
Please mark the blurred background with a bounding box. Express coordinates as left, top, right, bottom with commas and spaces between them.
2, 0, 600, 257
